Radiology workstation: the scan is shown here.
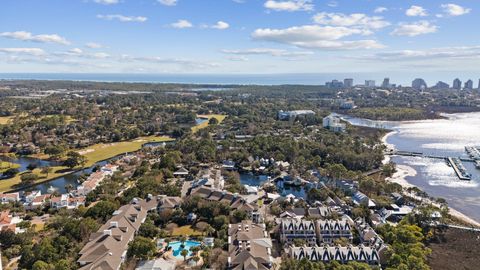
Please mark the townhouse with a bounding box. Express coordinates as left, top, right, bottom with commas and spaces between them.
289, 245, 380, 266
317, 218, 353, 244
280, 218, 318, 246
228, 220, 273, 270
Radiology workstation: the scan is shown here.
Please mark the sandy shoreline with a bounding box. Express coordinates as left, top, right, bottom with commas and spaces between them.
382, 133, 480, 228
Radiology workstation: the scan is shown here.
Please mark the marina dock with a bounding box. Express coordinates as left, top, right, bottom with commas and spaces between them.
447, 157, 472, 181
385, 149, 474, 181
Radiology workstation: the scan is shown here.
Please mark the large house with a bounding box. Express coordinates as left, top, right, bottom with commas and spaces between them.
289, 245, 380, 266
77, 198, 157, 270
190, 186, 258, 218
0, 193, 20, 204
322, 115, 346, 133
0, 210, 24, 234
280, 218, 318, 246
316, 218, 353, 243
228, 220, 273, 270
157, 195, 182, 212
278, 110, 315, 121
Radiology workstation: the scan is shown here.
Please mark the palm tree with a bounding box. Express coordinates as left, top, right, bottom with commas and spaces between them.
180, 249, 189, 261
205, 225, 214, 237
192, 256, 200, 266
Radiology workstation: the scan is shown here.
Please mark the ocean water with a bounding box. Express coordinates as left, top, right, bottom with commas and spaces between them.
344, 112, 480, 222
0, 73, 374, 85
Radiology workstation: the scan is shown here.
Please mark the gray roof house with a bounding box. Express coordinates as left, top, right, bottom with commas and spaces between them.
228, 220, 273, 270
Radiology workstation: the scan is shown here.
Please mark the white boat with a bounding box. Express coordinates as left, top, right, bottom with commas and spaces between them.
47, 186, 58, 193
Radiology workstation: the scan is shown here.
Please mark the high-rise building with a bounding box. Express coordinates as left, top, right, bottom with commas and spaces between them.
381, 78, 390, 89
365, 80, 375, 88
453, 78, 462, 90
326, 80, 344, 89
412, 78, 427, 90
434, 81, 450, 89
464, 79, 473, 90
344, 78, 354, 88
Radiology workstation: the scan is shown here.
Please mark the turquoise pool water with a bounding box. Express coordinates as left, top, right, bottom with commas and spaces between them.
168, 241, 201, 258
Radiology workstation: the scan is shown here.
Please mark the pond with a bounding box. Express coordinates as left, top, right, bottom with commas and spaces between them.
195, 118, 208, 125
2, 139, 176, 194
0, 156, 59, 173
239, 173, 269, 187
276, 179, 308, 199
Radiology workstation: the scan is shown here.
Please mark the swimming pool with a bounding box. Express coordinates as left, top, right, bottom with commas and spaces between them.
168, 240, 202, 258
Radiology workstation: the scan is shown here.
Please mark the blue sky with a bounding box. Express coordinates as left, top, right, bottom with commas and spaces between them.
0, 0, 478, 83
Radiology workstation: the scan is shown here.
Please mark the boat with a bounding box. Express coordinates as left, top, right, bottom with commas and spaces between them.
476, 160, 480, 169
47, 186, 58, 193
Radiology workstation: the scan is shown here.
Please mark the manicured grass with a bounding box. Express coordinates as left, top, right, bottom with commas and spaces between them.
191, 114, 227, 133
0, 116, 15, 125
42, 114, 76, 123
0, 161, 20, 173
79, 136, 174, 167
0, 136, 174, 192
171, 225, 203, 236
0, 165, 72, 193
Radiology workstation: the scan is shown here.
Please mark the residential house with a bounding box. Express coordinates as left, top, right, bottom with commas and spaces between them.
0, 210, 24, 234
307, 207, 334, 220
173, 167, 189, 177
228, 220, 273, 270
280, 208, 306, 219
352, 191, 376, 208
0, 192, 20, 204
157, 195, 182, 213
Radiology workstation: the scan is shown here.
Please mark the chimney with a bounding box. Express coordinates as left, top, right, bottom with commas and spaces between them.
110, 221, 118, 228
103, 230, 112, 236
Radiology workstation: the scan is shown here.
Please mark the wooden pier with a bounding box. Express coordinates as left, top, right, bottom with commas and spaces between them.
385, 150, 474, 181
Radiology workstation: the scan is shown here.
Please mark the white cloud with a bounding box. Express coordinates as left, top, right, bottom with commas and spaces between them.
313, 12, 390, 33
252, 25, 384, 50
264, 0, 314, 12
69, 48, 83, 54
391, 21, 437, 37
170, 19, 193, 28
0, 47, 46, 56
97, 14, 147, 22
374, 7, 388, 14
441, 3, 471, 16
222, 48, 314, 57
353, 46, 480, 61
406, 5, 428, 17
327, 1, 338, 8
85, 42, 103, 49
0, 31, 70, 45
211, 21, 230, 30
158, 0, 178, 6
94, 0, 119, 5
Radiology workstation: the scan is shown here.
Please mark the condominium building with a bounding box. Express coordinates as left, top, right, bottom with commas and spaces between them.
280, 218, 318, 246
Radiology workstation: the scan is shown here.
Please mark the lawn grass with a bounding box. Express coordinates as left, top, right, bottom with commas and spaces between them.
0, 116, 15, 125
79, 135, 174, 167
0, 135, 174, 192
171, 225, 203, 236
191, 114, 227, 133
0, 165, 72, 193
0, 161, 20, 173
